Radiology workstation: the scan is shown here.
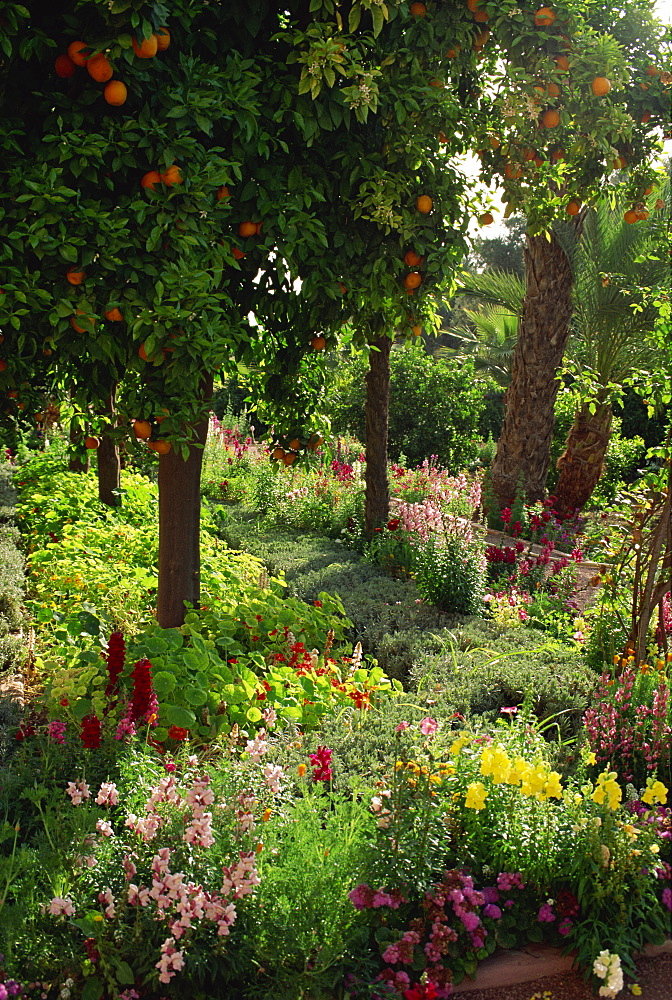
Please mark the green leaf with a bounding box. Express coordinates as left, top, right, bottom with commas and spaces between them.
184, 687, 207, 706
246, 706, 262, 723
82, 979, 103, 1000
114, 961, 135, 985
153, 670, 177, 695
348, 4, 361, 31
164, 704, 197, 728
60, 245, 78, 263
371, 6, 384, 37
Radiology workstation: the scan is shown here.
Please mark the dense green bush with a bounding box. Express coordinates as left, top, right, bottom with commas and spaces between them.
327, 347, 486, 470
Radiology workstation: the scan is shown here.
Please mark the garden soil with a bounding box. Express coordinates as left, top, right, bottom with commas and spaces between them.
453, 951, 672, 999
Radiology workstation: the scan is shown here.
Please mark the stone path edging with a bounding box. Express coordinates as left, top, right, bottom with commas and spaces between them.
452, 940, 672, 993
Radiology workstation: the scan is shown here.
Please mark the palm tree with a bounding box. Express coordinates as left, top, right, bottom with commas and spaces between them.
552, 190, 670, 519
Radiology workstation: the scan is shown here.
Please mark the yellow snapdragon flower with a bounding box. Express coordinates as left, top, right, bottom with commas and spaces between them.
465, 782, 488, 811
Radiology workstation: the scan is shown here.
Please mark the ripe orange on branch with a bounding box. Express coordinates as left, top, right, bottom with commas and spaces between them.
104, 307, 123, 322
156, 28, 171, 51
238, 220, 257, 237
132, 35, 158, 59
141, 170, 163, 190
565, 199, 581, 216
416, 195, 433, 213
87, 53, 113, 82
272, 447, 285, 461
479, 212, 494, 225
148, 440, 171, 454
591, 77, 611, 96
404, 272, 423, 290
623, 209, 638, 223
540, 108, 560, 127
66, 267, 86, 285
217, 185, 230, 201
410, 2, 427, 15
534, 7, 555, 27
133, 419, 152, 440
104, 81, 127, 105
85, 436, 100, 449
311, 336, 326, 350
0, 360, 6, 372
54, 54, 76, 78
404, 249, 424, 267
67, 40, 90, 66
162, 165, 183, 186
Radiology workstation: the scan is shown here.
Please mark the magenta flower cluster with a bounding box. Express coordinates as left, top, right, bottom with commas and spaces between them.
309, 745, 333, 782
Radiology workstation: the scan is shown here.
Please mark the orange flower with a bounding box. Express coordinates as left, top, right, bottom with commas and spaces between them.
298, 763, 307, 777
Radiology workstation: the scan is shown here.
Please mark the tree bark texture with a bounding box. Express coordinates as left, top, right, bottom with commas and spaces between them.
68, 422, 89, 473
490, 229, 575, 507
157, 376, 213, 628
364, 335, 392, 536
97, 388, 121, 507
554, 401, 613, 521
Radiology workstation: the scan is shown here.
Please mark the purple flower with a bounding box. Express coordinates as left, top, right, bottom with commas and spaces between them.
558, 918, 573, 936
48, 719, 67, 744
662, 887, 672, 912
537, 903, 555, 923
483, 903, 502, 919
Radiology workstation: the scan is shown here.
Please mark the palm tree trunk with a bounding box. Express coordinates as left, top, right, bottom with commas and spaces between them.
554, 400, 613, 521
364, 334, 391, 535
490, 227, 577, 507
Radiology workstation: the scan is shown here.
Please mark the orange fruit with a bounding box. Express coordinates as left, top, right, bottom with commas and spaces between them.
641, 111, 652, 123
104, 307, 123, 321
272, 447, 285, 461
404, 249, 424, 267
283, 452, 297, 466
479, 212, 494, 225
446, 46, 460, 58
591, 77, 611, 96
55, 54, 76, 78
612, 155, 626, 170
504, 163, 523, 179
410, 2, 427, 15
541, 108, 560, 127
288, 438, 301, 451
472, 27, 489, 49
624, 209, 638, 224
0, 360, 6, 372
162, 164, 183, 186
133, 419, 152, 440
85, 436, 100, 449
141, 170, 163, 190
307, 434, 323, 450
231, 247, 245, 260
104, 80, 127, 105
429, 78, 444, 88
338, 281, 347, 294
416, 194, 433, 213
66, 267, 86, 285
635, 208, 649, 221
547, 82, 561, 97
522, 147, 537, 161
411, 325, 422, 337
555, 55, 569, 71
87, 53, 113, 82
156, 28, 171, 51
7, 390, 18, 399
67, 40, 90, 66
489, 135, 500, 148
148, 440, 171, 454
533, 155, 546, 167
71, 309, 91, 333
132, 35, 158, 59
311, 335, 326, 350
238, 220, 257, 237
217, 185, 230, 201
534, 6, 555, 27
643, 184, 655, 196
645, 65, 659, 76
565, 199, 581, 216
404, 272, 422, 290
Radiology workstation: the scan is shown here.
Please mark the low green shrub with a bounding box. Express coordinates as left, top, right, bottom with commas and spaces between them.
0, 466, 25, 671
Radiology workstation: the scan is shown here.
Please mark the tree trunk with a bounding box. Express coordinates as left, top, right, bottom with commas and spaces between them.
364, 334, 392, 536
68, 422, 89, 473
490, 227, 577, 508
554, 400, 613, 521
157, 377, 213, 628
97, 388, 121, 507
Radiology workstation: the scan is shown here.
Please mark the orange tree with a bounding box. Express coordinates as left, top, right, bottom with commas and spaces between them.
466, 0, 671, 505
0, 1, 490, 624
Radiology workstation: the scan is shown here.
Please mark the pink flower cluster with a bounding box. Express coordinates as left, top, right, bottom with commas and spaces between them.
349, 883, 406, 910
309, 745, 333, 782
